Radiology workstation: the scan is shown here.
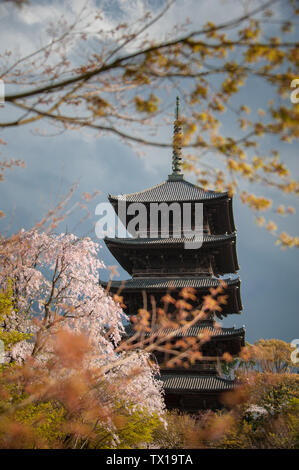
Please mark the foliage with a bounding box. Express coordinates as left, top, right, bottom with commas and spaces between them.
94, 405, 162, 449
152, 342, 299, 449
0, 229, 125, 359
252, 338, 295, 373
152, 372, 299, 449
0, 388, 162, 449
0, 0, 298, 243
0, 229, 166, 448
0, 281, 30, 353
217, 372, 299, 448
0, 401, 67, 449
0, 231, 298, 450
238, 338, 296, 373
152, 410, 206, 449
0, 327, 165, 449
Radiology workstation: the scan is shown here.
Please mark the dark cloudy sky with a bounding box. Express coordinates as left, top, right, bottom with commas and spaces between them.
0, 0, 298, 344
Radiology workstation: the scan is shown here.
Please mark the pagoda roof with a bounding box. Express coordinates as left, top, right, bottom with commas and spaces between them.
161, 373, 235, 392
104, 233, 236, 248
124, 323, 245, 339
102, 276, 242, 316
102, 276, 240, 290
109, 178, 228, 204
104, 233, 239, 276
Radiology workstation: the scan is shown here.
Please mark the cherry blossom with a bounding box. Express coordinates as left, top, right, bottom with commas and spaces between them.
0, 229, 165, 419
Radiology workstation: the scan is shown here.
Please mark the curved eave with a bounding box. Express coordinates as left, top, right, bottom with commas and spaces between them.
235, 278, 242, 311
108, 193, 229, 205
124, 323, 245, 341
101, 277, 242, 315
108, 179, 229, 204
228, 197, 236, 233
109, 195, 236, 237
161, 374, 235, 393
101, 276, 240, 291
104, 233, 236, 248
104, 235, 239, 276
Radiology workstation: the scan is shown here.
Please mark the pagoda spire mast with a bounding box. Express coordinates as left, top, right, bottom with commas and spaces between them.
169, 96, 184, 180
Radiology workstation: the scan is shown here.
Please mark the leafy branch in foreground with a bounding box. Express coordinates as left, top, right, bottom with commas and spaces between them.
0, 0, 298, 245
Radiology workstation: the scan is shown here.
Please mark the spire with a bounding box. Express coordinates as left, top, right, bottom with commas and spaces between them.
175, 95, 180, 120
168, 96, 184, 181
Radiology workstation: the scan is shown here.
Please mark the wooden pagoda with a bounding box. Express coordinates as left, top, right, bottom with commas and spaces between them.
102, 98, 244, 412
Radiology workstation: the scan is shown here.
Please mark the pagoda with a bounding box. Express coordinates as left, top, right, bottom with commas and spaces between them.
102, 98, 244, 412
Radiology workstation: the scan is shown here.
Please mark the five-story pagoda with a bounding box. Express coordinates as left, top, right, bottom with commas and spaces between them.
102, 98, 244, 411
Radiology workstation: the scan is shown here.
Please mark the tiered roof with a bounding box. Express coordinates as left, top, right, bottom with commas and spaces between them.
161, 374, 235, 392
102, 276, 242, 316
105, 233, 235, 246
102, 276, 240, 290
102, 97, 243, 410
109, 178, 228, 203
108, 178, 236, 235
104, 234, 239, 276
125, 323, 245, 340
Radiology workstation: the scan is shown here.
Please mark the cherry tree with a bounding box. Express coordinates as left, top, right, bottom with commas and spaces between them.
0, 229, 165, 424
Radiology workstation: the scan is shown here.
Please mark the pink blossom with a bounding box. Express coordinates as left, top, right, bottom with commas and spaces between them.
0, 229, 165, 419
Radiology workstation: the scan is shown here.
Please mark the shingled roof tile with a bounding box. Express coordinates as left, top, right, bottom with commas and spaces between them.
109, 179, 228, 203
161, 374, 235, 391
125, 323, 245, 339
104, 233, 236, 246
101, 276, 240, 290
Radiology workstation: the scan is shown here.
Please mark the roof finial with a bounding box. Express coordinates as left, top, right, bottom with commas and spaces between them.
176, 95, 180, 120
169, 96, 184, 180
